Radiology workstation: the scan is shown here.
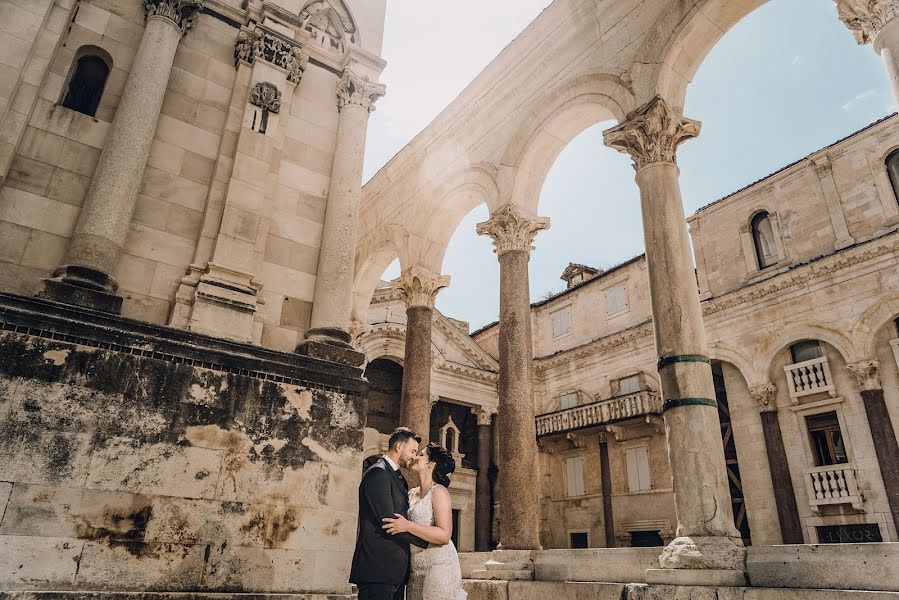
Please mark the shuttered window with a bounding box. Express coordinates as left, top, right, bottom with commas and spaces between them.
559, 392, 578, 409
625, 446, 651, 492
606, 285, 628, 315
551, 307, 571, 338
565, 456, 586, 497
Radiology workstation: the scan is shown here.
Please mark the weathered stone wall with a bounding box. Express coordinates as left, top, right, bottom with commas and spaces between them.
0, 293, 366, 595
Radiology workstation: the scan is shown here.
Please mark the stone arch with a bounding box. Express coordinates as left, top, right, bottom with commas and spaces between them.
498, 72, 635, 212
756, 322, 859, 375
709, 341, 759, 386
351, 228, 404, 324
299, 0, 358, 49
851, 293, 899, 359
636, 0, 776, 108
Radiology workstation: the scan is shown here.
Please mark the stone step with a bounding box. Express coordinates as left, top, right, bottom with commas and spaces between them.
485, 559, 531, 571
469, 568, 534, 581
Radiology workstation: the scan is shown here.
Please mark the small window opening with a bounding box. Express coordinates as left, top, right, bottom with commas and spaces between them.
806, 411, 848, 466
569, 531, 589, 549
790, 340, 823, 365
61, 52, 110, 117
751, 211, 778, 269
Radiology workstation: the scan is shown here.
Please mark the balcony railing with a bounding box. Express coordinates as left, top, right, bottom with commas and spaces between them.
536, 390, 662, 437
784, 356, 836, 401
804, 463, 864, 513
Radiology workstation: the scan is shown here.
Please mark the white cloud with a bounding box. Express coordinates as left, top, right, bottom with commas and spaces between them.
842, 89, 877, 111
791, 55, 801, 65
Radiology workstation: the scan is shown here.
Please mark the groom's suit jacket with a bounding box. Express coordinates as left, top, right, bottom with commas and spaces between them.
349, 457, 428, 585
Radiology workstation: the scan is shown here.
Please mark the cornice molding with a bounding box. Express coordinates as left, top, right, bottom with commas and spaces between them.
534, 321, 655, 372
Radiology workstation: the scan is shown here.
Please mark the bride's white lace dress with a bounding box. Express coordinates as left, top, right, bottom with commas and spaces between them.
406, 484, 467, 600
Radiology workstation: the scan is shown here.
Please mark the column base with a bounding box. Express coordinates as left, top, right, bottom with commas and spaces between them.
296, 329, 364, 367
38, 278, 123, 314
659, 536, 745, 570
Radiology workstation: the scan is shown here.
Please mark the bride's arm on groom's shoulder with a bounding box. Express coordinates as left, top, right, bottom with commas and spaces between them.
383, 486, 453, 546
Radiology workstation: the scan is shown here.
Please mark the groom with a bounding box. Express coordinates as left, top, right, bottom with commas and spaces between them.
350, 427, 428, 600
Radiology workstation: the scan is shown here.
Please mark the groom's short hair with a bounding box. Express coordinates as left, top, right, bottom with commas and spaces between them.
388, 427, 421, 451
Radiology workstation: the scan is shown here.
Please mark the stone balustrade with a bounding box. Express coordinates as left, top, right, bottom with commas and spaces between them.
784, 355, 836, 400
535, 391, 662, 437
804, 463, 864, 513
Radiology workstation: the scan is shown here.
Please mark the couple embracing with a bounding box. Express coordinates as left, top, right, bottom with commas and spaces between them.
350, 427, 467, 600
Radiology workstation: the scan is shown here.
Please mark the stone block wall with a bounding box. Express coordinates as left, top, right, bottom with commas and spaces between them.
0, 292, 366, 595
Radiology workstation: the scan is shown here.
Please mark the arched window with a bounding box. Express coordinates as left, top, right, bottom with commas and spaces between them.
886, 148, 899, 203
751, 211, 777, 269
61, 48, 111, 117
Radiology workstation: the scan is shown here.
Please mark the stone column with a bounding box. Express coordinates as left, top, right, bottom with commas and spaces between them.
837, 0, 899, 104
599, 433, 616, 548
750, 383, 804, 544
477, 203, 549, 550
475, 407, 495, 552
846, 359, 899, 532
391, 267, 450, 440
298, 66, 384, 360
41, 0, 204, 313
604, 96, 745, 584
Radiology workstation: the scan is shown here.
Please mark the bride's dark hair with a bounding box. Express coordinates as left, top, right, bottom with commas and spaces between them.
425, 442, 455, 487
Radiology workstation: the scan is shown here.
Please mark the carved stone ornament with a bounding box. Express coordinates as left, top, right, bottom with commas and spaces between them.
475, 407, 495, 426
750, 383, 778, 413
847, 359, 882, 392
234, 26, 309, 85
249, 82, 281, 114
390, 266, 450, 309
476, 203, 550, 257
337, 69, 386, 112
143, 0, 204, 35
603, 95, 701, 171
836, 0, 899, 45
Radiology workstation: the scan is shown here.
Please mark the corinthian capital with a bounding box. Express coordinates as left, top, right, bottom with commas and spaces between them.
476, 203, 550, 257
143, 0, 204, 36
603, 95, 701, 171
836, 0, 899, 45
750, 383, 778, 413
847, 359, 882, 392
338, 69, 386, 113
391, 267, 450, 309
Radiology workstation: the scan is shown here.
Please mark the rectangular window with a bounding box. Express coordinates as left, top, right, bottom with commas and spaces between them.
565, 456, 586, 497
559, 392, 578, 410
606, 285, 628, 315
790, 340, 823, 364
551, 307, 571, 338
625, 446, 651, 492
617, 374, 641, 396
806, 411, 848, 466
569, 531, 589, 549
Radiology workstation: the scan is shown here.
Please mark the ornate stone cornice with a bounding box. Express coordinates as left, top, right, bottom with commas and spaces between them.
847, 359, 882, 392
337, 69, 386, 112
390, 267, 450, 309
603, 95, 701, 170
534, 321, 654, 372
234, 25, 309, 85
476, 203, 550, 257
836, 0, 899, 45
750, 383, 778, 413
143, 0, 204, 35
702, 232, 899, 316
249, 82, 281, 113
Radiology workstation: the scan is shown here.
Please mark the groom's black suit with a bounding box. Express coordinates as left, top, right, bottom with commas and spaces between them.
350, 457, 427, 600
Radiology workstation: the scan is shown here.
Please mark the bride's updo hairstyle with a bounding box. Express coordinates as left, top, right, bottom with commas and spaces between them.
425, 442, 455, 487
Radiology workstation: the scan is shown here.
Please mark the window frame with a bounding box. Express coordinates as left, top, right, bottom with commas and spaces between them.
550, 305, 572, 339
568, 529, 590, 549
605, 283, 629, 316
624, 444, 652, 493
615, 374, 641, 396
559, 392, 578, 410
751, 211, 778, 270
564, 455, 586, 497
59, 45, 113, 118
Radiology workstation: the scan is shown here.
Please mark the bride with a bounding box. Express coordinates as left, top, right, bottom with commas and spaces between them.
382, 442, 467, 600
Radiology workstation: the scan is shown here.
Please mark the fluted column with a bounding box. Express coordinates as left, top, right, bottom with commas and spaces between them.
42, 0, 204, 313
477, 203, 549, 550
475, 407, 495, 551
750, 383, 804, 544
604, 96, 744, 583
837, 0, 899, 103
391, 267, 450, 441
846, 359, 899, 532
299, 66, 384, 358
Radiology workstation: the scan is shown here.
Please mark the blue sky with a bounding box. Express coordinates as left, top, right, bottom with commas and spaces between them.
363, 1, 893, 331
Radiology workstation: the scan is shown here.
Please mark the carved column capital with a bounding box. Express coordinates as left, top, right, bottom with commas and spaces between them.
234, 26, 309, 85
475, 407, 496, 426
603, 95, 701, 171
476, 203, 550, 257
812, 155, 833, 177
836, 0, 899, 45
750, 383, 778, 413
337, 69, 386, 112
847, 359, 882, 392
390, 266, 450, 309
143, 0, 204, 36
429, 394, 440, 409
